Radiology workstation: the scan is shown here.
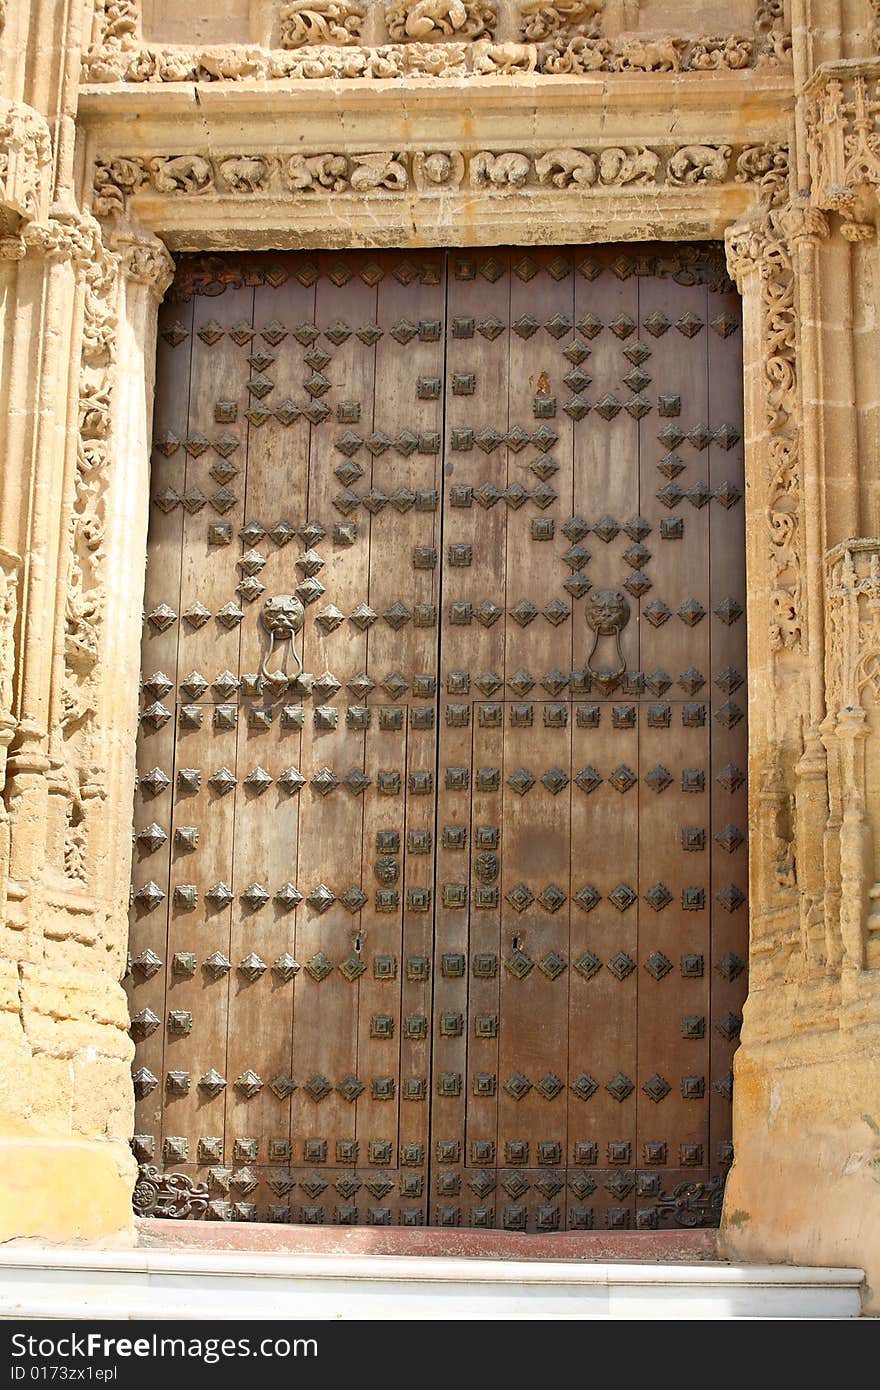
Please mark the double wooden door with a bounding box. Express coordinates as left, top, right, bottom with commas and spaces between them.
130, 244, 748, 1232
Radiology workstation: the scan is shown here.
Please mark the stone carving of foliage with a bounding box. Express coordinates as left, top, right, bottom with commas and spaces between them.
279, 0, 366, 47
385, 0, 496, 41
517, 0, 603, 42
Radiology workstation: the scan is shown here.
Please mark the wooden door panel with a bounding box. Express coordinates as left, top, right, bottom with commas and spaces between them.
131, 246, 746, 1233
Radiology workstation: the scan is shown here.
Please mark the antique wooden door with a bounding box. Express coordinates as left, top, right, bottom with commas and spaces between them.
130, 245, 748, 1232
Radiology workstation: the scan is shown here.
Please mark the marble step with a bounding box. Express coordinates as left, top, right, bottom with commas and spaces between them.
0, 1246, 864, 1319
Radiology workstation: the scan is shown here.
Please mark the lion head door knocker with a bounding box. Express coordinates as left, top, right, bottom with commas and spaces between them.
260, 594, 305, 690
585, 588, 631, 695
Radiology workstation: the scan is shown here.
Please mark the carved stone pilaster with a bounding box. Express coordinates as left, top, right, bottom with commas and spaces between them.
0, 100, 52, 234
823, 539, 880, 972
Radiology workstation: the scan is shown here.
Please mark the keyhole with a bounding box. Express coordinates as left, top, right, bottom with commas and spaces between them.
512, 935, 522, 952
354, 932, 364, 954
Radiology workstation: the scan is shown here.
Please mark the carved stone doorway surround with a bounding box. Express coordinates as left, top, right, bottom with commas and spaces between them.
3, 0, 880, 1308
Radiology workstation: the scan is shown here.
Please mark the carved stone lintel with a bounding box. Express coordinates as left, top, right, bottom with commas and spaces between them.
92, 142, 783, 218
0, 101, 53, 233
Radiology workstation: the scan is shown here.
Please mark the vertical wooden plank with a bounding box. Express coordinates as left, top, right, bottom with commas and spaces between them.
287, 253, 376, 1223
162, 281, 255, 1209
434, 249, 510, 1227
129, 292, 192, 1175
496, 247, 574, 1233
634, 272, 712, 1226
566, 251, 641, 1231
356, 250, 444, 1227
223, 271, 316, 1220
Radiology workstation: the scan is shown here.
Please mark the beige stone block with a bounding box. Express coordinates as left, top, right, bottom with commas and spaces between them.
72, 1055, 134, 1143
0, 1135, 135, 1242
721, 1039, 880, 1314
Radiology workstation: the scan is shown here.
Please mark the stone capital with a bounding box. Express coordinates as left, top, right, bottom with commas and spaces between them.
0, 100, 53, 235
110, 230, 174, 299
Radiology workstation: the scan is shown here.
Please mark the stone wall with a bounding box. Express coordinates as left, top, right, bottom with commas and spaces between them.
1, 0, 879, 1308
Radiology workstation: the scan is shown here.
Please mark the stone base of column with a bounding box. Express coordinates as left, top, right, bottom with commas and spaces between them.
721, 1034, 880, 1314
0, 1135, 135, 1242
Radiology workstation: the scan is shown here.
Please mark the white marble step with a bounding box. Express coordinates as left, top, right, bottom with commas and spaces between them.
0, 1247, 864, 1319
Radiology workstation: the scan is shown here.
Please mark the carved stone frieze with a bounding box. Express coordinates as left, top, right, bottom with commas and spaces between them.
79, 1, 791, 84
92, 142, 781, 217
0, 100, 53, 232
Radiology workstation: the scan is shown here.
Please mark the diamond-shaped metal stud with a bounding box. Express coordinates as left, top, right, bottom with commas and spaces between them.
337, 1074, 365, 1102
574, 885, 601, 912
208, 767, 237, 796
311, 768, 340, 797
134, 881, 165, 911
643, 766, 673, 798
717, 951, 746, 981
676, 311, 704, 338
538, 884, 566, 913
609, 883, 637, 911
507, 670, 534, 696
203, 951, 232, 978
506, 887, 534, 916
678, 598, 706, 627
574, 766, 603, 794
539, 952, 567, 980
238, 952, 267, 981
130, 1008, 161, 1040
133, 947, 163, 977
273, 953, 300, 982
235, 1071, 263, 1099
715, 596, 744, 625
274, 882, 303, 911
644, 883, 672, 911
474, 671, 503, 695
541, 768, 569, 795
277, 767, 305, 796
571, 1073, 599, 1102
717, 883, 746, 912
607, 1072, 635, 1100
132, 1067, 159, 1098
244, 767, 272, 795
508, 768, 535, 796
270, 1074, 297, 1099
715, 824, 744, 854
477, 315, 505, 340
537, 1073, 564, 1100
645, 951, 673, 981
305, 952, 333, 982
644, 599, 672, 627
543, 599, 570, 627
510, 600, 538, 627
199, 1069, 227, 1098
343, 768, 370, 795
307, 884, 336, 913
240, 883, 269, 911
563, 340, 592, 365
305, 1074, 332, 1101
505, 1073, 533, 1100
340, 886, 367, 912
609, 765, 637, 793
338, 956, 366, 982
643, 1074, 671, 1103
716, 1012, 742, 1041
574, 951, 602, 979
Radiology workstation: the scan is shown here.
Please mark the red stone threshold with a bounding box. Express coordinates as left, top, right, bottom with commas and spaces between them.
137, 1218, 717, 1263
